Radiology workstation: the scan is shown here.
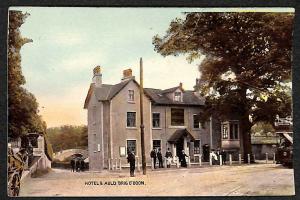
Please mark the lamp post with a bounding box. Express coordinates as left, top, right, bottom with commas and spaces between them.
140, 57, 146, 175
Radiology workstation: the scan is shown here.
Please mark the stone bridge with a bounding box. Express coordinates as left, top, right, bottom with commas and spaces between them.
53, 149, 88, 161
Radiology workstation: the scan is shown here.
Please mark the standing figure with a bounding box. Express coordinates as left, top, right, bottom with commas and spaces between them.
216, 148, 221, 165
221, 149, 227, 165
180, 150, 188, 167
165, 148, 173, 168
150, 148, 157, 169
157, 148, 163, 168
70, 159, 75, 172
80, 159, 85, 172
127, 151, 136, 177
210, 149, 218, 165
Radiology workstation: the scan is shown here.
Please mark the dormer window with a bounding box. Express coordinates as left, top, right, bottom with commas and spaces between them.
128, 90, 134, 102
174, 92, 182, 102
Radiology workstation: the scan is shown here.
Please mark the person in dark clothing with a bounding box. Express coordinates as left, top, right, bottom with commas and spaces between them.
180, 150, 188, 167
216, 149, 221, 165
165, 148, 173, 168
70, 159, 75, 172
80, 159, 85, 171
157, 148, 163, 168
220, 149, 227, 165
150, 149, 157, 169
127, 151, 136, 177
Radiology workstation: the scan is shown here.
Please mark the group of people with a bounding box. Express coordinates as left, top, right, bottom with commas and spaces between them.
70, 157, 85, 172
126, 148, 228, 177
210, 149, 227, 165
150, 148, 189, 168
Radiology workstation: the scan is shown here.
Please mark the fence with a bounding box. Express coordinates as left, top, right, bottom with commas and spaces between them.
103, 152, 277, 171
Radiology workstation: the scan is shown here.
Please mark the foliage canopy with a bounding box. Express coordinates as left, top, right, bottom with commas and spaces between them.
153, 12, 294, 161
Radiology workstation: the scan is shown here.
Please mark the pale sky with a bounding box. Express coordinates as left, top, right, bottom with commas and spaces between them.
12, 7, 294, 128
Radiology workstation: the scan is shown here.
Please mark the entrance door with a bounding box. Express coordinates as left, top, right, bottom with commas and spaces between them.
176, 137, 184, 158
202, 144, 210, 162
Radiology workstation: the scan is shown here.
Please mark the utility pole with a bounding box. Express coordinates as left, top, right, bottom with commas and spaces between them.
140, 57, 146, 175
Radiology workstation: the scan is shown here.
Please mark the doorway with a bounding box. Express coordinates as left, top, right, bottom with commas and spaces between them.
202, 144, 210, 162
176, 137, 184, 158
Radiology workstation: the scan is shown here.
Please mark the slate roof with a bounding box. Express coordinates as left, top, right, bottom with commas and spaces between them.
168, 129, 195, 143
84, 78, 205, 108
144, 87, 205, 106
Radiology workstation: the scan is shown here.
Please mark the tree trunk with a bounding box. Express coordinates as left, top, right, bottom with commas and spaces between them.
239, 86, 253, 163
240, 114, 252, 163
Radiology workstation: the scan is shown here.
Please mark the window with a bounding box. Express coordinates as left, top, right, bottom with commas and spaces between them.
128, 90, 134, 101
223, 122, 239, 140
153, 140, 161, 150
194, 140, 200, 154
174, 92, 182, 102
127, 112, 136, 127
230, 124, 234, 139
193, 114, 200, 128
171, 108, 184, 126
152, 113, 160, 128
127, 140, 136, 154
222, 124, 229, 139
229, 123, 239, 139
233, 123, 239, 139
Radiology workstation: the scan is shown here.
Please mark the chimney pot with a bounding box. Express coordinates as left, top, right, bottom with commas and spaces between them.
93, 65, 102, 87
121, 68, 134, 81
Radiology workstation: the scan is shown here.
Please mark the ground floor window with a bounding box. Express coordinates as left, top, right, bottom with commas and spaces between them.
194, 140, 200, 154
127, 140, 136, 154
153, 140, 161, 150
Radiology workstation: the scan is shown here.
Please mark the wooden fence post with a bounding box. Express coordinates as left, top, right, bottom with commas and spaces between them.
199, 154, 202, 167
247, 154, 250, 165
119, 158, 122, 171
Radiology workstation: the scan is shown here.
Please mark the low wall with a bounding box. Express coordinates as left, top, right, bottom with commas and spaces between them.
21, 153, 51, 183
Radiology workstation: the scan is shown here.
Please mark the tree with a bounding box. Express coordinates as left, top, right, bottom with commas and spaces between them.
8, 10, 46, 138
153, 12, 293, 162
47, 125, 88, 152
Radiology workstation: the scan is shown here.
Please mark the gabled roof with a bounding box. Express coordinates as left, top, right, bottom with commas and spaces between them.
168, 129, 195, 143
84, 78, 146, 109
144, 88, 205, 106
84, 79, 205, 109
161, 86, 181, 94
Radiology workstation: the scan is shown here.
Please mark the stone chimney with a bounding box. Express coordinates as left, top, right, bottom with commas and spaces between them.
92, 66, 102, 87
121, 68, 135, 81
179, 82, 183, 90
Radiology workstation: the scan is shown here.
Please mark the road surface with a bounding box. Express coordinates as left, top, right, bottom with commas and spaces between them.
20, 163, 295, 196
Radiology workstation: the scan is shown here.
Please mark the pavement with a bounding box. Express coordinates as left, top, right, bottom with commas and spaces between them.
19, 163, 295, 196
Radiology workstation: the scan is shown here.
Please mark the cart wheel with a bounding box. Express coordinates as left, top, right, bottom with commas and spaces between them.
9, 173, 20, 196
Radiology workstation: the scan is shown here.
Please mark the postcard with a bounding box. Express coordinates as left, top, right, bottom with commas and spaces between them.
7, 7, 295, 197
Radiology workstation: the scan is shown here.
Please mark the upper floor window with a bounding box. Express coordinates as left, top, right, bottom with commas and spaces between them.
171, 108, 184, 126
222, 121, 239, 140
230, 123, 239, 139
152, 113, 160, 128
174, 92, 182, 102
222, 124, 229, 139
127, 112, 136, 127
128, 90, 134, 101
193, 114, 200, 129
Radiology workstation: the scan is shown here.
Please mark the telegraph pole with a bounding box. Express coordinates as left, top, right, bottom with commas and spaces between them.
140, 57, 146, 175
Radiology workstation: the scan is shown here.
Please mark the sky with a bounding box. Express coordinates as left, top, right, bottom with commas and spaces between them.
12, 7, 294, 128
